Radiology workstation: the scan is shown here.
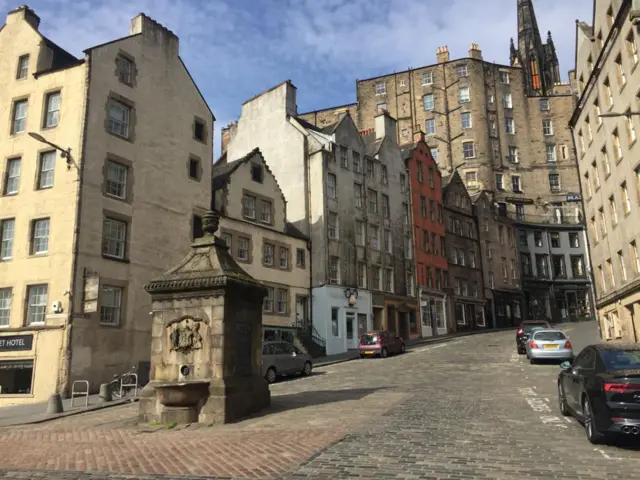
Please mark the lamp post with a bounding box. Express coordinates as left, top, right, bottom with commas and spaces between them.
28, 132, 75, 171
27, 131, 80, 398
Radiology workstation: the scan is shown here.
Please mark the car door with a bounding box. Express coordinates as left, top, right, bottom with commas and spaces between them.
271, 342, 293, 374
282, 342, 302, 374
567, 348, 596, 413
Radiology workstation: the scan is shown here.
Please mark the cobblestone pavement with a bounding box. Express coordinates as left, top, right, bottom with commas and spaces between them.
2, 322, 639, 479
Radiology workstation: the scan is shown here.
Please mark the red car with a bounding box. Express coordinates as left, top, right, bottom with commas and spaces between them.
516, 320, 551, 354
359, 330, 406, 358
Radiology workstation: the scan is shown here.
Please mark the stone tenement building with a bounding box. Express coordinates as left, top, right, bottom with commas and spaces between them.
571, 0, 640, 343
297, 0, 582, 226
401, 133, 448, 337
223, 81, 417, 355
0, 6, 213, 404
211, 149, 313, 351
442, 172, 485, 330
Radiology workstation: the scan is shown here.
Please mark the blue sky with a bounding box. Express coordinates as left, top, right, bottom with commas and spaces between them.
3, 0, 592, 158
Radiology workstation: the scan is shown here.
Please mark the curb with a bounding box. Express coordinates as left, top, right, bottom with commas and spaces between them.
0, 397, 139, 428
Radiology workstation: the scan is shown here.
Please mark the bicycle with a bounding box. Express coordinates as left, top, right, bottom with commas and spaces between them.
108, 365, 138, 399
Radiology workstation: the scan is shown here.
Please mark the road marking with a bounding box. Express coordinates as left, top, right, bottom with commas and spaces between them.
518, 387, 568, 428
414, 340, 461, 352
594, 448, 623, 460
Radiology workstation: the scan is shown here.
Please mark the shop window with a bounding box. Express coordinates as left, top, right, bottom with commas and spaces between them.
0, 359, 33, 394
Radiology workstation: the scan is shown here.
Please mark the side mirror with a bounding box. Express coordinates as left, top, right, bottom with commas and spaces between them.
560, 360, 571, 370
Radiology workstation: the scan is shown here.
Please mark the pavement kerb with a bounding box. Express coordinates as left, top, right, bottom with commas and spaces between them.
0, 397, 139, 428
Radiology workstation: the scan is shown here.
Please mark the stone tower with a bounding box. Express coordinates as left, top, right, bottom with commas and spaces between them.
510, 0, 561, 96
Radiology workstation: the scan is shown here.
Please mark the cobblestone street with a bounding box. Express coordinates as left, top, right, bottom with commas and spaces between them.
1, 322, 639, 479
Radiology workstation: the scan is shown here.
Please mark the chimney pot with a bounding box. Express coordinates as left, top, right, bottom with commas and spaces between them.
468, 43, 482, 60
436, 46, 450, 64
413, 131, 425, 143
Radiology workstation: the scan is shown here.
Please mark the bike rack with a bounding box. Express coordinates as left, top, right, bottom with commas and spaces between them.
71, 380, 89, 408
120, 373, 138, 398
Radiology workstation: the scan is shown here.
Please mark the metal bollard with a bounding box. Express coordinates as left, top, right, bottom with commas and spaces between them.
98, 383, 112, 403
46, 393, 64, 414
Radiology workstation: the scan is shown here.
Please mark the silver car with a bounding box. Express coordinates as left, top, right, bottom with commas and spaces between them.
525, 329, 574, 364
262, 341, 313, 384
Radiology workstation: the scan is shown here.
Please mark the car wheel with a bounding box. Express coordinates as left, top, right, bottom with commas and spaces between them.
583, 396, 604, 444
558, 382, 570, 416
400, 343, 406, 354
265, 367, 277, 384
381, 348, 388, 358
529, 357, 536, 364
302, 361, 312, 376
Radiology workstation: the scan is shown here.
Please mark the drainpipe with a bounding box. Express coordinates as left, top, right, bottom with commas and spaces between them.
305, 135, 314, 333
60, 55, 91, 397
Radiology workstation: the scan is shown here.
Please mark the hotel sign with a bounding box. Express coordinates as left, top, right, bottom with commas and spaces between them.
0, 335, 33, 352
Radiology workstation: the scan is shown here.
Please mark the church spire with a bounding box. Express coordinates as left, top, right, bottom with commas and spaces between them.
515, 0, 558, 95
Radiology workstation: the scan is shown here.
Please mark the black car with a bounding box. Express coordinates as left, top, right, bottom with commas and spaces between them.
516, 320, 551, 354
557, 343, 640, 444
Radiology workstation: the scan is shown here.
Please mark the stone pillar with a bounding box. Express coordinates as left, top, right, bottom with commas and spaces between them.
138, 211, 270, 425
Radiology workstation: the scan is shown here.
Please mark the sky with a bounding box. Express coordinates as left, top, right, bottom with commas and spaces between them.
3, 0, 592, 159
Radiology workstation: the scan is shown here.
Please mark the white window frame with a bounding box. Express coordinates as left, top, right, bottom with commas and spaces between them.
423, 94, 435, 111
0, 288, 11, 327
461, 112, 472, 129
327, 173, 337, 199
425, 118, 436, 134
462, 141, 476, 159
26, 285, 47, 325
100, 285, 123, 326
546, 145, 557, 163
106, 161, 128, 199
102, 217, 127, 259
543, 119, 553, 136
328, 212, 338, 239
263, 243, 274, 265
375, 82, 386, 95
0, 219, 15, 260
279, 246, 289, 269
44, 92, 60, 128
260, 200, 272, 224
237, 237, 249, 260
421, 71, 433, 85
277, 288, 287, 314
107, 101, 131, 138
4, 158, 21, 195
242, 195, 256, 219
12, 100, 27, 135
503, 93, 513, 109
117, 55, 133, 85
31, 218, 50, 255
458, 86, 470, 103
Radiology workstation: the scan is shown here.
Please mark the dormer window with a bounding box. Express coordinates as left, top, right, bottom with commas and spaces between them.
251, 163, 263, 182
16, 55, 29, 80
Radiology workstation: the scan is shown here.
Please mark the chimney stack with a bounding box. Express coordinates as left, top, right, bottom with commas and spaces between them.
436, 46, 450, 64
7, 5, 41, 29
413, 131, 425, 144
374, 111, 398, 144
468, 43, 482, 60
130, 13, 179, 55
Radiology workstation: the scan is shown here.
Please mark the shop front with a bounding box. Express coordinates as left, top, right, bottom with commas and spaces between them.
420, 289, 448, 337
313, 285, 372, 355
383, 295, 419, 341
0, 328, 64, 406
453, 300, 486, 331
492, 290, 525, 328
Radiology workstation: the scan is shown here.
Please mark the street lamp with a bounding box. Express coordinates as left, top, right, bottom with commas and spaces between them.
28, 132, 74, 170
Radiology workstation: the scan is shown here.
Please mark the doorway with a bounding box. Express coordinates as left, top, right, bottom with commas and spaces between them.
346, 313, 357, 349
398, 311, 409, 340
357, 313, 368, 338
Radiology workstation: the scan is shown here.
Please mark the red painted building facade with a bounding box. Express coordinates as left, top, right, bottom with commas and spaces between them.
401, 132, 448, 337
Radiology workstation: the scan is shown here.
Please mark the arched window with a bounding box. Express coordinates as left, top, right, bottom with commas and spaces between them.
531, 58, 541, 90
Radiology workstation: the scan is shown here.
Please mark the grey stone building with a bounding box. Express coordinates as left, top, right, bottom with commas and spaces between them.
298, 0, 585, 233
516, 224, 594, 322
473, 192, 524, 328
222, 81, 415, 354
442, 172, 486, 330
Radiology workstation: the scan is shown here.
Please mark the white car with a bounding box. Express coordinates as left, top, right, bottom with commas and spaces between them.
525, 329, 574, 364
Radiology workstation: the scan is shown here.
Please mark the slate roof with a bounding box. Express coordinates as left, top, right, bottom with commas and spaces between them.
361, 133, 383, 157
212, 157, 244, 190
293, 116, 325, 133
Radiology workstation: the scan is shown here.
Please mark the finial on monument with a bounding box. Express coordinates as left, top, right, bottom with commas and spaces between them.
202, 211, 220, 237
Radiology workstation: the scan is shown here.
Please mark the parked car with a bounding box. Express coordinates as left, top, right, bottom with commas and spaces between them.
516, 320, 551, 354
261, 341, 312, 384
525, 329, 573, 364
358, 331, 406, 358
557, 343, 640, 444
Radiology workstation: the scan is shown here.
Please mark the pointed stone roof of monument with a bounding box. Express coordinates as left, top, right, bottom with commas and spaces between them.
145, 211, 267, 296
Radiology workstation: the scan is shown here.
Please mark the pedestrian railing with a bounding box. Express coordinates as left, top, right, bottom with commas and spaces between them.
70, 380, 89, 408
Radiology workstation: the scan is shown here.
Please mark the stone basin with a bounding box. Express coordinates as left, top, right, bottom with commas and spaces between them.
155, 380, 210, 408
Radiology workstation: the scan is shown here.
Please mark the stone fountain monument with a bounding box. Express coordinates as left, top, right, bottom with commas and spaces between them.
138, 210, 270, 425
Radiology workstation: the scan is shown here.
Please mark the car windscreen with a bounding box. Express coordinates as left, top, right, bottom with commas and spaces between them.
523, 323, 548, 332
533, 331, 566, 341
602, 349, 640, 371
360, 334, 378, 345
